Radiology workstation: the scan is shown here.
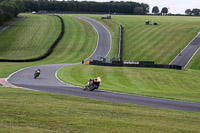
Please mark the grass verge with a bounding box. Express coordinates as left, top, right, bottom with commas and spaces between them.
186, 47, 200, 69
58, 65, 200, 103
0, 87, 200, 133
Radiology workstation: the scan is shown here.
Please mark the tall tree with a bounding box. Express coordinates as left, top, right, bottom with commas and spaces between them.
141, 3, 149, 14
185, 9, 192, 15
161, 7, 168, 15
192, 8, 200, 16
0, 0, 25, 24
0, 8, 5, 24
134, 7, 144, 15
152, 6, 159, 14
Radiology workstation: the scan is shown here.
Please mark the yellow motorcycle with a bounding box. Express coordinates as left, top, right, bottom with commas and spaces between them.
83, 78, 100, 91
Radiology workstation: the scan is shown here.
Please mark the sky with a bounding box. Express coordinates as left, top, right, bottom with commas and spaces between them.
67, 0, 200, 14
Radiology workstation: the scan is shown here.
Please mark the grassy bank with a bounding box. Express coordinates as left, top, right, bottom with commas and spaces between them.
0, 14, 97, 78
58, 65, 200, 103
186, 48, 200, 69
0, 14, 60, 59
0, 87, 200, 133
82, 14, 200, 69
39, 15, 97, 64
1, 14, 200, 132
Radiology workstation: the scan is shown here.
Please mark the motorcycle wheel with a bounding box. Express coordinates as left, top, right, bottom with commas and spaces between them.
89, 84, 97, 91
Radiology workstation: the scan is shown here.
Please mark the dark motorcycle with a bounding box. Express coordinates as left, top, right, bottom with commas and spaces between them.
34, 69, 40, 79
83, 79, 100, 91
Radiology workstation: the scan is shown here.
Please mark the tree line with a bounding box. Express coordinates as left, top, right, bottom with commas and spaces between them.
185, 9, 200, 16
0, 0, 24, 24
23, 0, 149, 15
152, 6, 169, 15
152, 6, 200, 16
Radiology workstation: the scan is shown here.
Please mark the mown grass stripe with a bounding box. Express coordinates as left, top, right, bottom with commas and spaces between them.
0, 14, 61, 61
58, 64, 200, 103
125, 23, 175, 62
1, 87, 200, 132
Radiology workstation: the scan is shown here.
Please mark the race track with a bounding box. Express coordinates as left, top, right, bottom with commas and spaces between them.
170, 34, 200, 68
7, 16, 200, 112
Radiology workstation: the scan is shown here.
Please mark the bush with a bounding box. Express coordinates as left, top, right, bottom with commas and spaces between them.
0, 8, 5, 24
0, 0, 24, 24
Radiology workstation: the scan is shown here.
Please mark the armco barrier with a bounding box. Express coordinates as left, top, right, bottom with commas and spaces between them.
89, 60, 182, 70
123, 61, 154, 65
0, 15, 64, 62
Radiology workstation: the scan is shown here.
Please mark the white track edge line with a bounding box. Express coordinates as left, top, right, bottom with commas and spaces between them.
6, 65, 43, 91
75, 16, 112, 60
55, 16, 112, 88
184, 46, 200, 69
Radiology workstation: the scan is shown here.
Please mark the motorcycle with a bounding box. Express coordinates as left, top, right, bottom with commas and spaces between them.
34, 69, 40, 79
83, 79, 100, 91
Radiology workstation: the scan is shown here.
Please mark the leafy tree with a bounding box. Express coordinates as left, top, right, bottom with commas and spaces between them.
0, 8, 5, 24
152, 6, 159, 14
185, 9, 192, 15
0, 3, 14, 19
0, 0, 25, 25
14, 0, 25, 13
134, 7, 144, 15
141, 3, 149, 14
161, 7, 168, 15
192, 8, 200, 16
23, 0, 149, 15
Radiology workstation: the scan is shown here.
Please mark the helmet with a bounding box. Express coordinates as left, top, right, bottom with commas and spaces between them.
97, 77, 101, 81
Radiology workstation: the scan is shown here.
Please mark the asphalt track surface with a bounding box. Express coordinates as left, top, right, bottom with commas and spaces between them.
170, 33, 200, 68
7, 16, 200, 112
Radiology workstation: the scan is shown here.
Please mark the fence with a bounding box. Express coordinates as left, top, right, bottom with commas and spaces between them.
118, 25, 123, 61
89, 60, 182, 70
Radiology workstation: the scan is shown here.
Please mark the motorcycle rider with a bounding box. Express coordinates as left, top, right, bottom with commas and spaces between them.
34, 69, 40, 79
83, 77, 101, 91
95, 77, 101, 85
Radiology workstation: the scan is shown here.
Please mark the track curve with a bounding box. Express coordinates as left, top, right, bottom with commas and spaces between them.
7, 16, 200, 112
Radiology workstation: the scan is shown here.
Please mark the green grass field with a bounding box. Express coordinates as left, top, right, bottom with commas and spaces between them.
0, 14, 61, 59
0, 87, 200, 133
58, 64, 200, 103
1, 14, 200, 132
40, 15, 97, 64
186, 47, 200, 69
0, 14, 97, 78
57, 14, 200, 103
82, 14, 200, 69
0, 16, 22, 30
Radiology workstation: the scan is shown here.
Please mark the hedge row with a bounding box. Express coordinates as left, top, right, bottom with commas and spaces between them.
0, 15, 64, 62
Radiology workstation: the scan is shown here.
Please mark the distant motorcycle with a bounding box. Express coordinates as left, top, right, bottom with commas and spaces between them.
34, 69, 40, 79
